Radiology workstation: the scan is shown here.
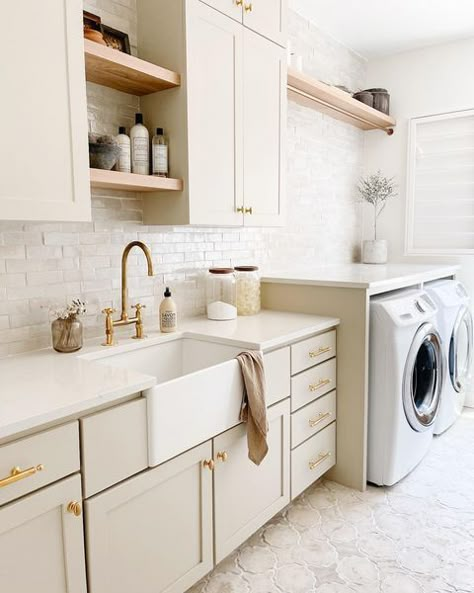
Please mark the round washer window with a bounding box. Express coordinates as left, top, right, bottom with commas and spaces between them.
449, 307, 473, 393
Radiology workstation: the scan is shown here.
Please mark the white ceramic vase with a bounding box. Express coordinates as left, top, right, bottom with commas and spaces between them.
362, 239, 388, 264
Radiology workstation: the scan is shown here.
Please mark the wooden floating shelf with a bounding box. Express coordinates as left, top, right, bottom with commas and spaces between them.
90, 169, 183, 192
287, 68, 396, 133
84, 39, 180, 96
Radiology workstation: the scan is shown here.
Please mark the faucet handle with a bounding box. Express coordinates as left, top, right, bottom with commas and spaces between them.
101, 308, 117, 347
132, 303, 146, 318
102, 307, 117, 316
132, 304, 146, 340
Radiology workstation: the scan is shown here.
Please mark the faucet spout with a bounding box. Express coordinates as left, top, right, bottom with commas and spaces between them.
120, 241, 154, 322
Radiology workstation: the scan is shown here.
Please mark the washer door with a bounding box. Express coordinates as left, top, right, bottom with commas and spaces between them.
403, 323, 443, 431
450, 306, 473, 393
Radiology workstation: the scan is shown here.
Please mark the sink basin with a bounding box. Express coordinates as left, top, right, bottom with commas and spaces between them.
97, 337, 245, 466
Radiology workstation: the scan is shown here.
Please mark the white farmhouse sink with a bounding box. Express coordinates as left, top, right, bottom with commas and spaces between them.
98, 338, 245, 466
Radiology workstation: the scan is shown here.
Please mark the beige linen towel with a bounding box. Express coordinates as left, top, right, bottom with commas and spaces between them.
237, 351, 268, 465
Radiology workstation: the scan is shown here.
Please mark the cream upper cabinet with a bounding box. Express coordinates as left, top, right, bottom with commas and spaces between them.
0, 475, 87, 593
0, 0, 90, 222
85, 441, 213, 593
243, 28, 286, 226
200, 0, 243, 21
243, 0, 288, 46
213, 399, 290, 562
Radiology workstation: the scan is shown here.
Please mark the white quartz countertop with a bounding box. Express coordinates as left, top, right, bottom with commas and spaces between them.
262, 263, 460, 294
0, 310, 338, 443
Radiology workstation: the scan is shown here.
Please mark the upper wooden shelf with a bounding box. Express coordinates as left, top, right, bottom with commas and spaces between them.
287, 68, 396, 134
84, 39, 180, 96
90, 169, 183, 192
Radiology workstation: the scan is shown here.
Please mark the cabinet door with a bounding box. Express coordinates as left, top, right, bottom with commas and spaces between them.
0, 0, 90, 222
243, 0, 287, 47
243, 29, 286, 226
200, 0, 243, 21
213, 399, 290, 563
187, 0, 244, 225
86, 441, 213, 593
0, 475, 87, 593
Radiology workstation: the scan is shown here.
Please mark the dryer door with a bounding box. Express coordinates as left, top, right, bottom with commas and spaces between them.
403, 323, 443, 432
450, 306, 473, 393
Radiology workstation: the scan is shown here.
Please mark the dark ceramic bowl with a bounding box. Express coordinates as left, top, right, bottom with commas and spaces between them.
89, 142, 121, 170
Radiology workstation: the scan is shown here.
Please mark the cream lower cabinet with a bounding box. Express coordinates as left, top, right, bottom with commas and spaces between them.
213, 399, 290, 562
0, 0, 90, 221
85, 441, 213, 593
0, 474, 87, 593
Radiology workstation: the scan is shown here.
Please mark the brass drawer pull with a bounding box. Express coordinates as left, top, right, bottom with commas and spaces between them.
236, 0, 243, 4
216, 451, 228, 463
309, 378, 331, 392
236, 206, 244, 213
309, 452, 331, 470
309, 346, 332, 358
244, 206, 253, 215
202, 459, 215, 471
67, 501, 82, 517
0, 464, 44, 489
309, 412, 332, 428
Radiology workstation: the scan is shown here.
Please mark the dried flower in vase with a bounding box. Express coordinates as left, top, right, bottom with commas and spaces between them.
49, 299, 87, 353
357, 171, 397, 240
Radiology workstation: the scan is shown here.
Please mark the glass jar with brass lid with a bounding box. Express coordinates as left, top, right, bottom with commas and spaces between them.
235, 266, 261, 316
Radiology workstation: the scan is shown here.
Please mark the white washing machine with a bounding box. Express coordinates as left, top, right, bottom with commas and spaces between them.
368, 289, 444, 486
425, 279, 473, 435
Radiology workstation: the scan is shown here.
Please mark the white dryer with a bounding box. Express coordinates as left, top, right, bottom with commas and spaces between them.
368, 289, 444, 486
425, 279, 473, 434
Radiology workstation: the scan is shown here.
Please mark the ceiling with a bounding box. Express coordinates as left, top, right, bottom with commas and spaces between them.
290, 0, 474, 59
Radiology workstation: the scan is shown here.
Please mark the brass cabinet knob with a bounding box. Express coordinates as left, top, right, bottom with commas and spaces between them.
244, 207, 253, 215
236, 206, 244, 213
244, 2, 253, 11
236, 0, 243, 5
67, 501, 82, 517
202, 459, 215, 471
216, 451, 228, 463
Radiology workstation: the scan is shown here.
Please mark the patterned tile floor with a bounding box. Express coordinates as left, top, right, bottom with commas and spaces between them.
188, 409, 474, 593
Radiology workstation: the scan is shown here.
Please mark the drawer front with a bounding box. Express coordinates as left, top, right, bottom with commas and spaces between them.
291, 422, 336, 500
81, 398, 147, 498
0, 422, 79, 506
291, 390, 336, 449
264, 347, 290, 406
291, 330, 336, 375
291, 358, 336, 412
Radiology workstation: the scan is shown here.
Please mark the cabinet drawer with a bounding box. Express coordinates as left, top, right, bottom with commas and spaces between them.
0, 422, 79, 506
291, 422, 336, 500
291, 330, 336, 375
291, 358, 336, 412
291, 391, 336, 449
264, 347, 290, 406
81, 399, 147, 498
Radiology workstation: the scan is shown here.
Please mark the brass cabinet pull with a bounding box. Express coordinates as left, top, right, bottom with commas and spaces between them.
202, 459, 215, 471
0, 464, 44, 489
236, 206, 244, 213
67, 501, 82, 517
309, 412, 332, 428
244, 207, 253, 215
216, 451, 228, 463
309, 378, 331, 392
244, 2, 253, 11
309, 452, 331, 471
236, 0, 243, 5
309, 346, 332, 358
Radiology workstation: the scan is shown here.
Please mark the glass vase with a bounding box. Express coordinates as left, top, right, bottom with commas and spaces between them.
51, 317, 83, 353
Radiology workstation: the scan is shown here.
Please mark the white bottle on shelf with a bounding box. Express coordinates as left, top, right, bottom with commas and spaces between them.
130, 113, 149, 175
152, 128, 168, 177
116, 126, 131, 173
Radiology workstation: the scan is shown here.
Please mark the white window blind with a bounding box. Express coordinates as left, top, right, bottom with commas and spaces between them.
406, 109, 474, 255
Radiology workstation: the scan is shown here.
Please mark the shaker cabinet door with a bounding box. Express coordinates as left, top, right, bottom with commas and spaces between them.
243, 0, 288, 47
0, 0, 90, 221
200, 0, 244, 21
0, 475, 87, 593
243, 29, 286, 226
85, 441, 214, 593
213, 399, 290, 562
187, 0, 244, 225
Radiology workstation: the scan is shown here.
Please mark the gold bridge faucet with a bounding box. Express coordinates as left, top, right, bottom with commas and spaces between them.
102, 241, 154, 346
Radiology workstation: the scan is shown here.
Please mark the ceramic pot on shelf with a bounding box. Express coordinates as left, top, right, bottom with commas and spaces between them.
362, 239, 388, 264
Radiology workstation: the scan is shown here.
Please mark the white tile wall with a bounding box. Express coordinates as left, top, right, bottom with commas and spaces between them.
0, 3, 366, 356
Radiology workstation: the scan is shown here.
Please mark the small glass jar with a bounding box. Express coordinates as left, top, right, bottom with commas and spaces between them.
51, 317, 83, 353
235, 266, 261, 316
206, 268, 237, 320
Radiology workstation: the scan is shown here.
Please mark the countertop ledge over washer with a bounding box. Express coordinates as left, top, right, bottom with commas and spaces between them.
0, 310, 339, 444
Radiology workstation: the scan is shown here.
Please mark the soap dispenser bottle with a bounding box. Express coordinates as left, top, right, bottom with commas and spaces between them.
130, 113, 150, 175
160, 287, 177, 333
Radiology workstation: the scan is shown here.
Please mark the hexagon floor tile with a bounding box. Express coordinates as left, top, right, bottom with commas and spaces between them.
187, 409, 474, 593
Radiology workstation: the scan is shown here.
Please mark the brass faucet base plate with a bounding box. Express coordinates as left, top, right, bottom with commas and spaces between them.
131, 335, 147, 340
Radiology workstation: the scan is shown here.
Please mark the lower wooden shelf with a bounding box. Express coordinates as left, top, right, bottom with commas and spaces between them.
89, 169, 183, 192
